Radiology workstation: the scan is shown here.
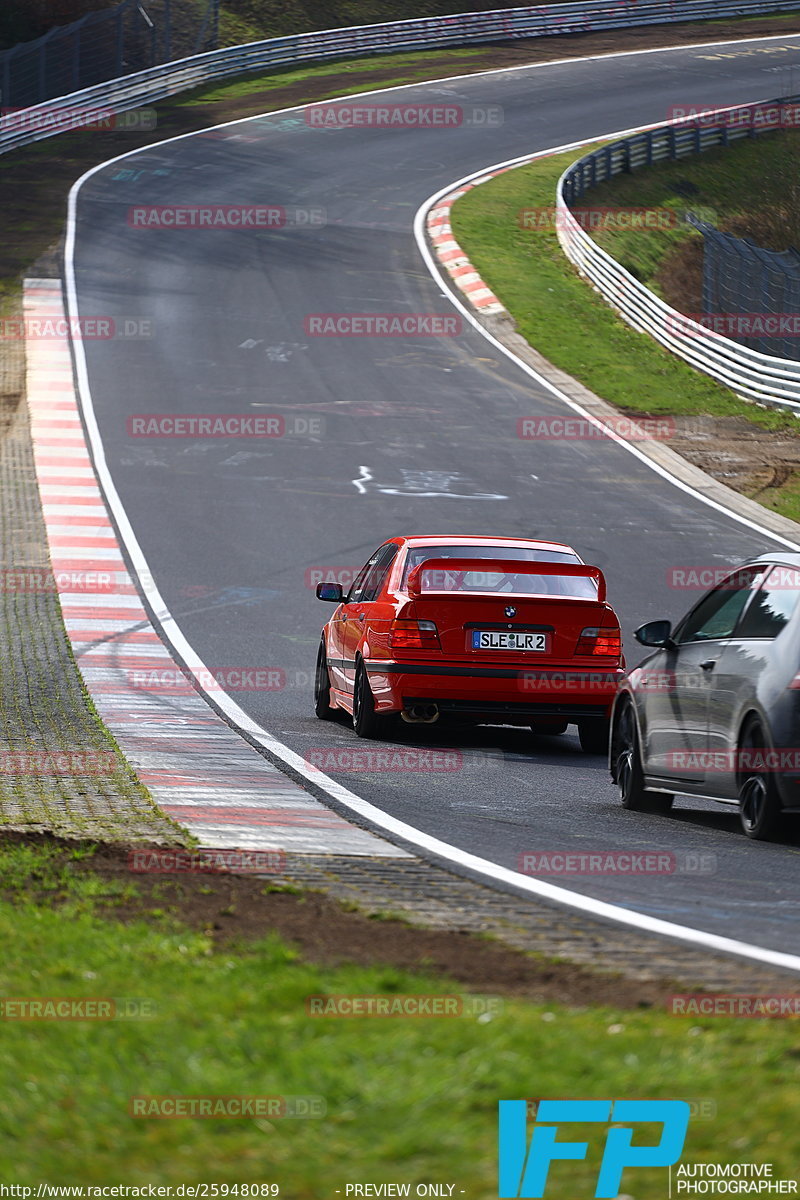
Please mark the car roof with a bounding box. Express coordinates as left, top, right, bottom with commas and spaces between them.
396, 535, 577, 552
744, 552, 800, 569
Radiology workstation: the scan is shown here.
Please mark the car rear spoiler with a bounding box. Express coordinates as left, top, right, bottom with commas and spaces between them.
405, 558, 606, 603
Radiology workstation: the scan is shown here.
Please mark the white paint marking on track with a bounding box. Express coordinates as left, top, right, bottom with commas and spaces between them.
63, 38, 800, 971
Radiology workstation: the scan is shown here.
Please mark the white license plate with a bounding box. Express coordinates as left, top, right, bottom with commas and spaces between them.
471, 631, 549, 652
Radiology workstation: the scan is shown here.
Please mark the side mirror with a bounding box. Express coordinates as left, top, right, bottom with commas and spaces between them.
316, 582, 344, 603
634, 619, 674, 648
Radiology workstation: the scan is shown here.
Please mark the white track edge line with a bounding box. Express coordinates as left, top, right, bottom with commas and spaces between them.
63, 42, 800, 974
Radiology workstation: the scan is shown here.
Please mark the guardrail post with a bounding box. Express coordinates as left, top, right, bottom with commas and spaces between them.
37, 40, 46, 105
116, 8, 124, 75
1, 46, 13, 108
211, 0, 220, 50
72, 25, 81, 91
164, 0, 172, 62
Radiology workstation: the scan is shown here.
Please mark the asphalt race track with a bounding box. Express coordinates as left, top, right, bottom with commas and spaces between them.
69, 35, 800, 956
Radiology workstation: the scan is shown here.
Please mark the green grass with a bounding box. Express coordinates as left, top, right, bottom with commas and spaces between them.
573, 129, 800, 295
450, 145, 800, 430
216, 2, 800, 46
1, 840, 800, 1188
184, 46, 485, 103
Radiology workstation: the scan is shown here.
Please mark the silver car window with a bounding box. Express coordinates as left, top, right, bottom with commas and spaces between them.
735, 565, 800, 639
675, 567, 766, 643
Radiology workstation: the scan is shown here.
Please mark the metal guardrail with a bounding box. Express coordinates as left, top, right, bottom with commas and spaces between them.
556, 98, 800, 408
1, 1, 799, 157
0, 0, 219, 111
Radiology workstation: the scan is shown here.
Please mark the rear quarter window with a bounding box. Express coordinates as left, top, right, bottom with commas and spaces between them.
735, 565, 800, 639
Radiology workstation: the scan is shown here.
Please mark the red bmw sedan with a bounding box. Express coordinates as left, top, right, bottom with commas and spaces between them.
313, 535, 624, 751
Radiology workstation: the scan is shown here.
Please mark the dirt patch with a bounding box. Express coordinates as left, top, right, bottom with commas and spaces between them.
673, 413, 800, 502
0, 830, 686, 1009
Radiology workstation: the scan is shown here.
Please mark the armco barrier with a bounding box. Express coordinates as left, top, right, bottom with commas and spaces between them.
556, 97, 800, 409
1, 1, 799, 158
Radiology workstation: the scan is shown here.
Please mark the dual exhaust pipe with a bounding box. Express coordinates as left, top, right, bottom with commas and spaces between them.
401, 702, 440, 724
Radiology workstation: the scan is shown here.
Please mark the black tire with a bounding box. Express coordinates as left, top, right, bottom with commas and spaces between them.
314, 640, 336, 720
578, 718, 611, 755
738, 718, 784, 841
530, 720, 569, 736
611, 701, 673, 813
353, 660, 381, 739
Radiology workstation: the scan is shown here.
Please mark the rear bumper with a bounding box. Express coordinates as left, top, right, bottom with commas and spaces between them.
365, 660, 624, 720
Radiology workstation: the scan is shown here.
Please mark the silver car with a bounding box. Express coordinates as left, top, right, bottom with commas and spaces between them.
610, 554, 800, 840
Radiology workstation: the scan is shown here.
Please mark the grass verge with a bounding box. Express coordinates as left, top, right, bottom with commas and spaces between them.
449, 143, 800, 518
563, 128, 800, 301
449, 145, 797, 429
217, 2, 800, 45
1, 836, 800, 1188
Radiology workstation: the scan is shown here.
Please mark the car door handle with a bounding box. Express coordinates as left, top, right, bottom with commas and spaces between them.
699, 659, 716, 671
357, 613, 365, 622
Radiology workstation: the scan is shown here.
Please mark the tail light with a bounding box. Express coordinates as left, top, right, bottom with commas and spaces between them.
575, 626, 622, 657
390, 619, 441, 651
788, 674, 800, 689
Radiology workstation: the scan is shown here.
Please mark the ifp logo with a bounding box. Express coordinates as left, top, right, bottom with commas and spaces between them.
498, 1099, 690, 1198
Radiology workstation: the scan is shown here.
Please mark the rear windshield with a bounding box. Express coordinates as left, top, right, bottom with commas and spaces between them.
402, 545, 595, 598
